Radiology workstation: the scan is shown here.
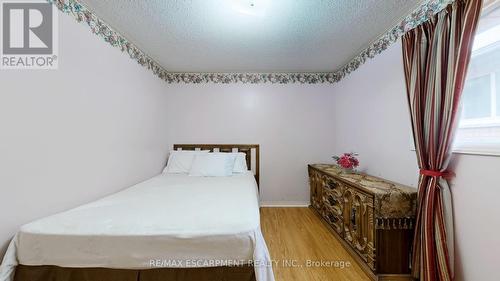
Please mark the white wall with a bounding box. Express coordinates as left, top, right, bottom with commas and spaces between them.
331, 40, 500, 281
0, 13, 171, 257
161, 83, 336, 205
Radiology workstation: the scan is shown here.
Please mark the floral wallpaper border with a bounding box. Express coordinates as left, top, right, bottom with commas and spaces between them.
48, 0, 453, 84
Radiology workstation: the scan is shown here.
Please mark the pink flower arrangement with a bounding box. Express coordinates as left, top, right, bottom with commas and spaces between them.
332, 152, 359, 170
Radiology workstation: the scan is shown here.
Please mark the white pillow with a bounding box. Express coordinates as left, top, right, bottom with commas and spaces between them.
233, 152, 249, 173
163, 150, 209, 174
189, 153, 236, 177
211, 152, 249, 173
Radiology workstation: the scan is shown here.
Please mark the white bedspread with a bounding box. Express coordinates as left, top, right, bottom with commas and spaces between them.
0, 172, 274, 281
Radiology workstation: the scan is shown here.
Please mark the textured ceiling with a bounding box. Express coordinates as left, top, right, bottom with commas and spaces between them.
80, 0, 424, 73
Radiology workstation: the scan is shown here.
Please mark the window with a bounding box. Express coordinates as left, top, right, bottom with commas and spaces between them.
455, 0, 500, 155
461, 74, 493, 120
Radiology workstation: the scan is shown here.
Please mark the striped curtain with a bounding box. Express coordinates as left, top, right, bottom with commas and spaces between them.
401, 0, 483, 280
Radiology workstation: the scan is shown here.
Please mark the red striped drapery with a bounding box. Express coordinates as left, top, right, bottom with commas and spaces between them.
401, 0, 483, 280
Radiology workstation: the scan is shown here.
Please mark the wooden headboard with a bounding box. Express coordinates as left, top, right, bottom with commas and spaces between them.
173, 144, 260, 187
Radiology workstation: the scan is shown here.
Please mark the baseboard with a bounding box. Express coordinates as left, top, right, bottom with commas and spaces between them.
260, 201, 310, 207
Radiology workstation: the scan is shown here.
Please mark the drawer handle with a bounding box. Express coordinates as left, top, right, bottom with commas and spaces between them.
329, 214, 338, 223
327, 180, 337, 189
328, 196, 337, 206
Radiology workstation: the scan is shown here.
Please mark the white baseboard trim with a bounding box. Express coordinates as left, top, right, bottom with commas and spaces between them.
259, 201, 310, 207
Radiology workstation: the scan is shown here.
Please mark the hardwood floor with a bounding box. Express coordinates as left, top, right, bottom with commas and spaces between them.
260, 207, 370, 281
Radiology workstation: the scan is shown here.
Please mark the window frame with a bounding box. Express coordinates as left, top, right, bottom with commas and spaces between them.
459, 72, 499, 128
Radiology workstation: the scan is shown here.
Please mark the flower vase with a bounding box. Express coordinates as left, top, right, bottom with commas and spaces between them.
342, 168, 355, 174
333, 152, 359, 175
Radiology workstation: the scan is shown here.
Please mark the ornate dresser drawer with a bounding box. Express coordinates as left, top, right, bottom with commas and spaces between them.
308, 164, 417, 281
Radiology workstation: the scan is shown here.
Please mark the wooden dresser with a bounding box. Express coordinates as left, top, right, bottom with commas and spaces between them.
308, 164, 417, 281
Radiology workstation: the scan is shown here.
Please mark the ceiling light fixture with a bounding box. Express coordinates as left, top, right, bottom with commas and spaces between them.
231, 0, 267, 17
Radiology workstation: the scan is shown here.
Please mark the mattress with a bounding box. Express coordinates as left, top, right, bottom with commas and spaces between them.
0, 172, 274, 281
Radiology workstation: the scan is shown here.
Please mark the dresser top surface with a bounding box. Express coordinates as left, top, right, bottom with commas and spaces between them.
309, 164, 417, 196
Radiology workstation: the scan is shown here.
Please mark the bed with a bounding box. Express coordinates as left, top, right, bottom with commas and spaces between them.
0, 144, 274, 281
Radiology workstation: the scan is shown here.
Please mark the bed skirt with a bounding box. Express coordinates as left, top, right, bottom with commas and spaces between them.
14, 265, 256, 281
